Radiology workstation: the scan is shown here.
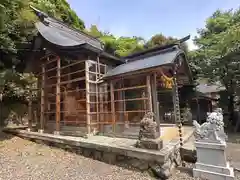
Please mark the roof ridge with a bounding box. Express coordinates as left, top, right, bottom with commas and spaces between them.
125, 46, 178, 62
30, 5, 103, 46
122, 35, 190, 60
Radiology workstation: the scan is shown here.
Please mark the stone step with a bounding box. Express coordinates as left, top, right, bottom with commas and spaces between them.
60, 130, 86, 137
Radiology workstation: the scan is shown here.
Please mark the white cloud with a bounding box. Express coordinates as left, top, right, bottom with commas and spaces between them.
187, 38, 199, 51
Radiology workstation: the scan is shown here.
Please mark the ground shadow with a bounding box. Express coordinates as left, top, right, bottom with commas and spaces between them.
0, 129, 14, 141
226, 132, 240, 144
175, 166, 194, 176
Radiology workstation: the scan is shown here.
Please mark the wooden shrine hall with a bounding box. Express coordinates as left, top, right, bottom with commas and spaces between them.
27, 7, 193, 138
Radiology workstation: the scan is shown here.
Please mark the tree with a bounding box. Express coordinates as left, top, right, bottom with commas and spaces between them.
31, 0, 85, 30
146, 34, 188, 52
191, 8, 240, 122
86, 24, 102, 38
0, 0, 85, 125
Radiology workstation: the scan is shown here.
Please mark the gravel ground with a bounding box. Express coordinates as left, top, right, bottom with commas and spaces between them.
0, 131, 240, 180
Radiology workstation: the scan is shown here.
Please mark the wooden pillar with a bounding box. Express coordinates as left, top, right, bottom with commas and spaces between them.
151, 73, 160, 134
110, 80, 116, 132
28, 90, 32, 131
99, 84, 104, 129
55, 57, 61, 133
85, 60, 91, 134
96, 56, 100, 129
146, 75, 153, 112
40, 64, 45, 132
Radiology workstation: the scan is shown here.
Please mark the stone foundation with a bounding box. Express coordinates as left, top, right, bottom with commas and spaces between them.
49, 142, 181, 178
3, 128, 194, 179
136, 138, 163, 150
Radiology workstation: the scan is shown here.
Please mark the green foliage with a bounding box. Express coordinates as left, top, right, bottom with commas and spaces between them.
87, 25, 103, 38
190, 8, 240, 121
146, 34, 188, 52
192, 8, 240, 84
31, 0, 85, 30
85, 25, 186, 56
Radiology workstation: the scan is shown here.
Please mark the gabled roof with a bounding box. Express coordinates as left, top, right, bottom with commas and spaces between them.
31, 6, 103, 50
122, 35, 190, 62
30, 6, 123, 64
104, 47, 185, 79
103, 35, 192, 79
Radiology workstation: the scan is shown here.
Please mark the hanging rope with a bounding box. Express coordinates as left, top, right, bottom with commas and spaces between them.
159, 68, 174, 89
173, 68, 185, 166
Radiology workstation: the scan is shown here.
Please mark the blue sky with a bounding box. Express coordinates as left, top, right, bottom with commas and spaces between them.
67, 0, 240, 50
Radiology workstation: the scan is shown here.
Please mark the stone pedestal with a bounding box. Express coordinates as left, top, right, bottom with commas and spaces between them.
38, 129, 44, 133
137, 138, 163, 150
136, 112, 163, 150
193, 141, 234, 180
53, 131, 60, 135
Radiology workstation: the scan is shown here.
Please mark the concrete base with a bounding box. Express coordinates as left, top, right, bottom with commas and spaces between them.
38, 129, 44, 133
54, 131, 60, 135
193, 141, 235, 180
193, 163, 234, 180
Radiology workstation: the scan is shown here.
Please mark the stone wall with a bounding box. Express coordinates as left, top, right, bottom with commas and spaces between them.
3, 127, 194, 179
29, 137, 181, 178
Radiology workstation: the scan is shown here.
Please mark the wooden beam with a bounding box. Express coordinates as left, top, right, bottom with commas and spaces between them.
55, 57, 61, 132
85, 60, 91, 134
114, 85, 146, 92
146, 75, 153, 112
40, 64, 45, 131
110, 81, 116, 132
96, 56, 100, 130
151, 73, 160, 134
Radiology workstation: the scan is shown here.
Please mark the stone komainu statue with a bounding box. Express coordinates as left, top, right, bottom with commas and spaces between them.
138, 112, 157, 140
193, 108, 227, 142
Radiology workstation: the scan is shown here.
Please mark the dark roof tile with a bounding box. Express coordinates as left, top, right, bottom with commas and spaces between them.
104, 49, 184, 78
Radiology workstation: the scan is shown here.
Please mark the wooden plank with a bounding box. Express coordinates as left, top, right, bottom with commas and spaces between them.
85, 60, 91, 134
61, 88, 86, 94
114, 97, 148, 102
114, 85, 146, 92
47, 69, 85, 80
55, 57, 61, 132
44, 57, 58, 65
60, 60, 85, 71
60, 77, 85, 85
110, 81, 116, 132
89, 112, 112, 115
40, 64, 45, 130
116, 110, 146, 113
146, 75, 153, 112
